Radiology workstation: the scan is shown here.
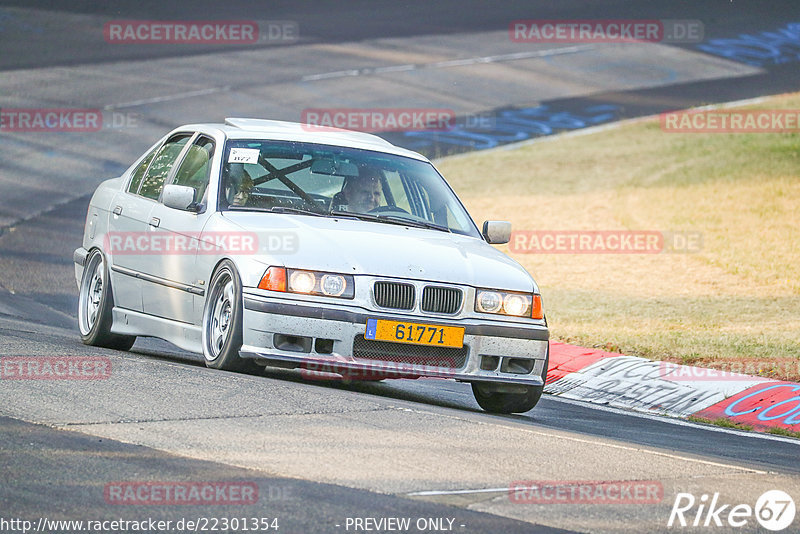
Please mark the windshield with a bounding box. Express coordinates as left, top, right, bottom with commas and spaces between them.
219, 139, 481, 237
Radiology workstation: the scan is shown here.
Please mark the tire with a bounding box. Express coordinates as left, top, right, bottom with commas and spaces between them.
471, 382, 543, 414
77, 249, 136, 350
201, 260, 258, 372
472, 344, 550, 414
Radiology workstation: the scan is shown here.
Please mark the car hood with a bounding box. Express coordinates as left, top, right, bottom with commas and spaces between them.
219, 212, 537, 292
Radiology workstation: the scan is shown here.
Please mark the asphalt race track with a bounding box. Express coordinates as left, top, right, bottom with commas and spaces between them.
1, 2, 800, 533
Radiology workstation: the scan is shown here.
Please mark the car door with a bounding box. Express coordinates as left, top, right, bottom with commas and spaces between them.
142, 134, 217, 324
105, 146, 156, 312
107, 133, 193, 312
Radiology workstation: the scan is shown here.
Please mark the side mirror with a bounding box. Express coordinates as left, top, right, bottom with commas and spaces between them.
162, 184, 197, 211
482, 220, 512, 244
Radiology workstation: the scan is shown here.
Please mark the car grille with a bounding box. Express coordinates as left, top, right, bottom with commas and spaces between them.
353, 335, 468, 369
421, 286, 462, 314
373, 281, 415, 310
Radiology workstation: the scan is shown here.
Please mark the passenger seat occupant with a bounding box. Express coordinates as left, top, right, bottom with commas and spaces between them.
223, 164, 254, 207
232, 175, 254, 206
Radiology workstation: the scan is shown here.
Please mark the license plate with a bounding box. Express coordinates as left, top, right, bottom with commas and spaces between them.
364, 318, 464, 348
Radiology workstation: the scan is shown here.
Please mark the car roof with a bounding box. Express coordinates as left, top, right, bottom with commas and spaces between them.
176, 118, 429, 162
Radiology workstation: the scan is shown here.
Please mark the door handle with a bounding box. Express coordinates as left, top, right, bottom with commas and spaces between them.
149, 217, 160, 228
113, 206, 123, 216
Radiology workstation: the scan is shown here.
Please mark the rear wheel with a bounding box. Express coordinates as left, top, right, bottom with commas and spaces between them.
77, 249, 136, 350
202, 260, 258, 373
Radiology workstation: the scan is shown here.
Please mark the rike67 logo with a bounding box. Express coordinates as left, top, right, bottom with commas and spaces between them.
668, 490, 796, 531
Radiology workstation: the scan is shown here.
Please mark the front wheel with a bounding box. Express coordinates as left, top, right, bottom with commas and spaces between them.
201, 260, 258, 373
471, 383, 543, 414
77, 249, 136, 350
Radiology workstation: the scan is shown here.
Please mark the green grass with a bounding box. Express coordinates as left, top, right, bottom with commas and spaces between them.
686, 416, 754, 432
766, 426, 800, 439
686, 416, 800, 438
439, 93, 800, 380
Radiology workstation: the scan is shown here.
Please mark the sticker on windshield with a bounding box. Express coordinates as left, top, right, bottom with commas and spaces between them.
228, 147, 260, 164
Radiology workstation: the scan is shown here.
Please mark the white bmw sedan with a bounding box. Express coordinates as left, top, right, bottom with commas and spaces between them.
74, 118, 549, 413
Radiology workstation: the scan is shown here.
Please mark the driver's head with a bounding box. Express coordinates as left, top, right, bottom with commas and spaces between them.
342, 170, 382, 212
224, 164, 253, 207
232, 175, 253, 206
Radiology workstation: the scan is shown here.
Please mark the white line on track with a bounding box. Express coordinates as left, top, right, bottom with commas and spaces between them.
301, 44, 596, 81
408, 487, 511, 496
104, 44, 596, 110
104, 86, 231, 110
373, 64, 416, 73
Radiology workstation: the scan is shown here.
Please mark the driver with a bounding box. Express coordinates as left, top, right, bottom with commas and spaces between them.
339, 170, 382, 213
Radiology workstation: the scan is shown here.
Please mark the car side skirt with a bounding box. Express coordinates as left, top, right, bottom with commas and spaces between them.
110, 307, 202, 354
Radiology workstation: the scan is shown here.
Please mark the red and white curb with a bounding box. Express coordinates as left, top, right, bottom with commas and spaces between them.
546, 342, 800, 433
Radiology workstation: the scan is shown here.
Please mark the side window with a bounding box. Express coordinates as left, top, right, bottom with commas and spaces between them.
138, 134, 191, 200
171, 136, 215, 203
127, 147, 158, 194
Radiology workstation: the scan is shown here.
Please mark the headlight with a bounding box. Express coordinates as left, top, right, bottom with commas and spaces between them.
476, 291, 502, 313
475, 289, 543, 319
320, 274, 347, 297
503, 293, 528, 316
258, 267, 354, 299
289, 270, 316, 293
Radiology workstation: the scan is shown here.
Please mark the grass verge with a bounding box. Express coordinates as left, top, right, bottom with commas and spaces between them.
686, 415, 754, 432
439, 92, 800, 381
766, 426, 800, 439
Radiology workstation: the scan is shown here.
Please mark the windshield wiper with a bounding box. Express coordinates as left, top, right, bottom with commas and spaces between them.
377, 214, 451, 233
268, 206, 325, 217
328, 210, 450, 233
328, 209, 376, 220
227, 205, 324, 217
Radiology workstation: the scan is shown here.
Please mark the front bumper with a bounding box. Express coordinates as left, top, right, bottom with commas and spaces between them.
240, 292, 549, 387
